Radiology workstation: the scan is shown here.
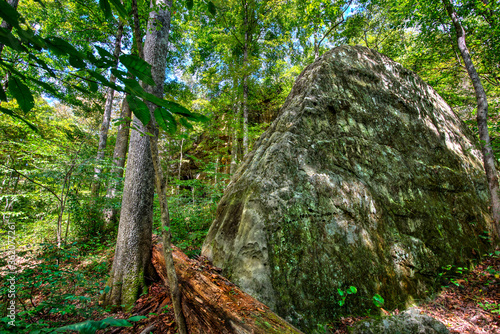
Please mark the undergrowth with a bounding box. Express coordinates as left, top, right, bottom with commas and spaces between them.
154, 179, 223, 258
0, 178, 221, 333
0, 237, 114, 333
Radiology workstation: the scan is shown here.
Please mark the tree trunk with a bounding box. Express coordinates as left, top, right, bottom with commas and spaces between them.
230, 106, 239, 175
1, 173, 19, 226
314, 31, 319, 59
242, 3, 250, 157
103, 113, 155, 309
142, 0, 187, 331
243, 74, 249, 156
131, 0, 144, 58
151, 243, 304, 334
442, 0, 500, 238
103, 0, 157, 309
176, 137, 184, 195
0, 0, 19, 55
104, 97, 132, 229
91, 24, 124, 197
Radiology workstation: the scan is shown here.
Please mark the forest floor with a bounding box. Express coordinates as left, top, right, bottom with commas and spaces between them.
330, 252, 500, 333
2, 242, 500, 333
108, 251, 500, 334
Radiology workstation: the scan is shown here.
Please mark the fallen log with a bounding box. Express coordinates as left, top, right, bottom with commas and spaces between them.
152, 243, 304, 334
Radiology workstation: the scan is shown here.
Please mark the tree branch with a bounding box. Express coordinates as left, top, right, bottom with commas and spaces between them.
0, 163, 61, 202
317, 0, 353, 49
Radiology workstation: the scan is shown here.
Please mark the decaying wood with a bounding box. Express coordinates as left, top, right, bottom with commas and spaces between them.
152, 243, 303, 334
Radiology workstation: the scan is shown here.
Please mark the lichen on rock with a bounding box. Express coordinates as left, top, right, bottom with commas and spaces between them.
201, 45, 491, 331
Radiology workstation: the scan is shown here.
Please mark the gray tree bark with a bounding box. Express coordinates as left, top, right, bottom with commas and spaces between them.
230, 104, 239, 175
442, 0, 500, 238
104, 3, 187, 331
141, 0, 187, 331
103, 97, 132, 229
242, 1, 250, 157
103, 111, 155, 308
103, 0, 155, 310
91, 24, 124, 197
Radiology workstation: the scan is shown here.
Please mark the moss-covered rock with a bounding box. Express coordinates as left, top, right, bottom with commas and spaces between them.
201, 45, 491, 331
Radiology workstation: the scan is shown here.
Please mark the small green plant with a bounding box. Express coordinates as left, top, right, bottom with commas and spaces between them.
478, 302, 500, 314
479, 230, 492, 242
52, 315, 146, 334
372, 293, 385, 308
314, 323, 332, 334
488, 250, 500, 258
161, 304, 171, 314
0, 240, 112, 333
337, 286, 357, 306
437, 264, 469, 287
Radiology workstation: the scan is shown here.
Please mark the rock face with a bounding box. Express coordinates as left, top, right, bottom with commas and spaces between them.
201, 45, 491, 330
352, 308, 449, 334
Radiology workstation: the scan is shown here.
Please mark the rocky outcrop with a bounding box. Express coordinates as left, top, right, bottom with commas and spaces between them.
352, 309, 449, 334
201, 45, 492, 330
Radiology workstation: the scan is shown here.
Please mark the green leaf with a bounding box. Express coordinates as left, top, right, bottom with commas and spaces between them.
17, 28, 46, 49
0, 0, 21, 29
119, 54, 155, 86
337, 288, 344, 297
33, 0, 46, 8
95, 46, 115, 60
88, 80, 99, 93
347, 286, 357, 294
101, 318, 132, 327
0, 85, 6, 102
71, 84, 92, 95
122, 78, 148, 98
87, 69, 109, 85
69, 55, 86, 69
45, 36, 84, 58
25, 76, 59, 95
127, 316, 147, 322
207, 1, 216, 16
0, 107, 37, 131
108, 0, 129, 20
186, 0, 194, 10
29, 55, 56, 77
110, 68, 129, 81
57, 317, 133, 334
0, 27, 24, 52
147, 97, 207, 123
179, 117, 193, 130
99, 0, 113, 19
372, 294, 384, 308
8, 76, 34, 114
154, 107, 177, 134
126, 95, 150, 126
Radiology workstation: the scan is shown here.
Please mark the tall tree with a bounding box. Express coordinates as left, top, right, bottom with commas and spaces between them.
91, 23, 124, 197
104, 97, 132, 228
442, 0, 500, 237
141, 0, 187, 330
103, 0, 155, 306
104, 4, 188, 331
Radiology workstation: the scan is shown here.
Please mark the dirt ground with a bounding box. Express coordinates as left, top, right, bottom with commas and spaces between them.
109, 253, 500, 334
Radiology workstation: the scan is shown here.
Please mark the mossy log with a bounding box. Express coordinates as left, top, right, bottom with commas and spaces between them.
151, 243, 303, 334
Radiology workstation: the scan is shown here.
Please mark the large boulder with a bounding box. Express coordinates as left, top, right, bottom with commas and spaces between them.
201, 45, 491, 330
